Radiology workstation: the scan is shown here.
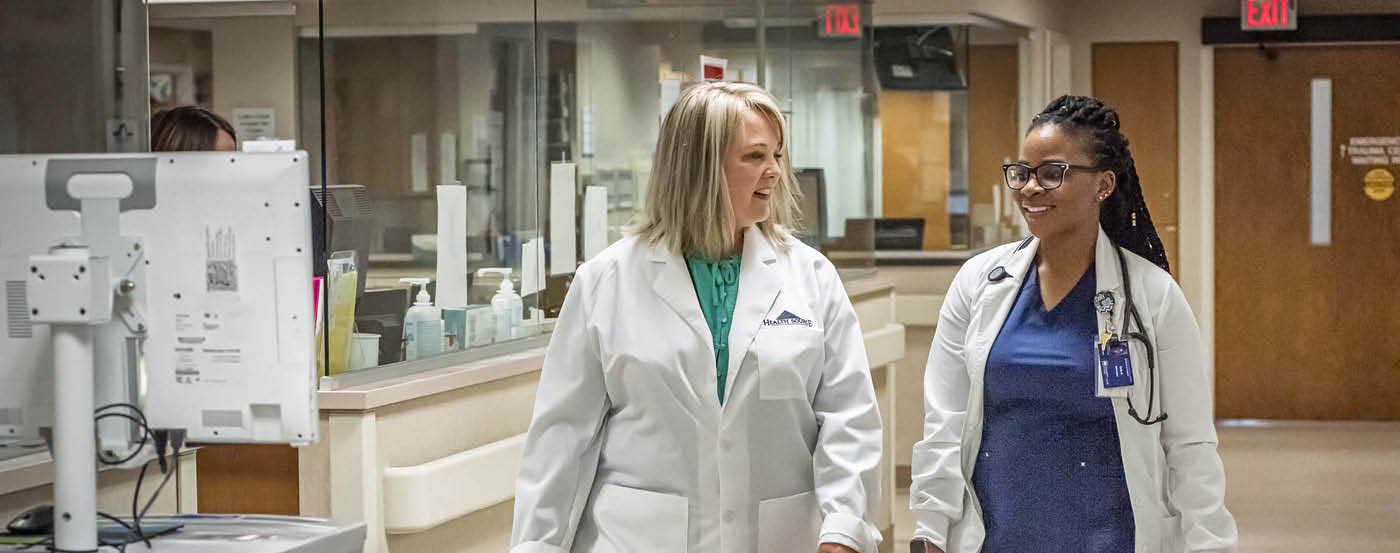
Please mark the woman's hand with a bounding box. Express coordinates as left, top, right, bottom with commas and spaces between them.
817, 543, 858, 553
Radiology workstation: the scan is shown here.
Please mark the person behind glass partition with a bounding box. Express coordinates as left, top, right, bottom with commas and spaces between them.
908, 95, 1237, 553
511, 82, 884, 553
151, 105, 237, 152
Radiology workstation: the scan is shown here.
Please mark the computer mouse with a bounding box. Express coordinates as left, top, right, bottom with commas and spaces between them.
6, 504, 53, 535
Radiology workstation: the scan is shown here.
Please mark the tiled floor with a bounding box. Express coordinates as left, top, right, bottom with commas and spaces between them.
892, 421, 1400, 552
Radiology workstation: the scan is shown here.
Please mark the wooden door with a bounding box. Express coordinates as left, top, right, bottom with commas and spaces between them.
969, 44, 1021, 244
1093, 42, 1180, 276
1214, 45, 1400, 419
881, 90, 951, 250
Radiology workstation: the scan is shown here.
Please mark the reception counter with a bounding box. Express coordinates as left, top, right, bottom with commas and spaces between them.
297, 277, 906, 553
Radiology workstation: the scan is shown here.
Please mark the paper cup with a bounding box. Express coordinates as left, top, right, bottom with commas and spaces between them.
349, 332, 381, 370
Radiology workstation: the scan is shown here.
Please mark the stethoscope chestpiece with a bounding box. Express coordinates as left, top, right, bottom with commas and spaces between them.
988, 266, 1010, 282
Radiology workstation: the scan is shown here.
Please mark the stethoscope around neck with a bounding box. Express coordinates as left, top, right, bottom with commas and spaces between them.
988, 238, 1168, 426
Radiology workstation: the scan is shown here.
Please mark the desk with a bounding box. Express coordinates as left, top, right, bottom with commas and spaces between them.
0, 515, 365, 553
0, 450, 197, 529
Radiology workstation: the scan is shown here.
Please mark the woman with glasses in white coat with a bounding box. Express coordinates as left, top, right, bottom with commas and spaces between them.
908, 96, 1237, 553
511, 82, 884, 553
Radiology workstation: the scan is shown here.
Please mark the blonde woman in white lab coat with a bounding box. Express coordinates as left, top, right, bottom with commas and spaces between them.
511, 82, 883, 553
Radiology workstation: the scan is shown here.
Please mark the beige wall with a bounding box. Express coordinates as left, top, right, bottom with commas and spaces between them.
875, 0, 1072, 32
153, 15, 298, 141
212, 16, 298, 140
293, 0, 753, 27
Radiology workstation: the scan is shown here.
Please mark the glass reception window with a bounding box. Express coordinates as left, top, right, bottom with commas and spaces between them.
301, 0, 878, 382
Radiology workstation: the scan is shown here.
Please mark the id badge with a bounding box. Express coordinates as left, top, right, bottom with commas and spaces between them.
1099, 339, 1134, 389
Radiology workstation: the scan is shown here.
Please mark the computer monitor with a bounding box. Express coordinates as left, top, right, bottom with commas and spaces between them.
354, 287, 409, 365
310, 184, 374, 298
874, 217, 926, 250
0, 152, 317, 446
873, 26, 968, 91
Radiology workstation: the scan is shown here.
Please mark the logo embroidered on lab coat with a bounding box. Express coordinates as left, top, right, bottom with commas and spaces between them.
763, 311, 813, 327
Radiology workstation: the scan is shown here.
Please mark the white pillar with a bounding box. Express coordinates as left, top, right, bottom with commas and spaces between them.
330, 411, 388, 553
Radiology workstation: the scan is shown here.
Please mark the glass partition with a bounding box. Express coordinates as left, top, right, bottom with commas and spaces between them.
766, 0, 877, 272
559, 0, 877, 277
300, 0, 876, 382
297, 1, 543, 376
0, 0, 878, 384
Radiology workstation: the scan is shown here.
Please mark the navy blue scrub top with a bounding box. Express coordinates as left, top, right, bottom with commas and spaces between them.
971, 260, 1135, 553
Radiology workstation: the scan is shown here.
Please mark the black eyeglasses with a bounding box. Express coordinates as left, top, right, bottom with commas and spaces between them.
1002, 162, 1100, 190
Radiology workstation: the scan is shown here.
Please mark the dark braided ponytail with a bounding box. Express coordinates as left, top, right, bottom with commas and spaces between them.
1029, 95, 1170, 272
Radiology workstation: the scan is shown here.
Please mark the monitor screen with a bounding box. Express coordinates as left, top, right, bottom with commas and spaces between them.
873, 26, 968, 91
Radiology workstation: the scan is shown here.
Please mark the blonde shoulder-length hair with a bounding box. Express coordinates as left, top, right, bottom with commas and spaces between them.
630, 81, 802, 260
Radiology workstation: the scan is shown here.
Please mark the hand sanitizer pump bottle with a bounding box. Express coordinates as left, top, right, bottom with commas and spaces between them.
400, 278, 443, 360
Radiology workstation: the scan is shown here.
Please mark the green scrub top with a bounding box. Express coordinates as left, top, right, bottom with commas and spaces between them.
684, 253, 741, 404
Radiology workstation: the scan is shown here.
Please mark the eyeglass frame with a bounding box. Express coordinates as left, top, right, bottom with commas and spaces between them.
1001, 161, 1103, 190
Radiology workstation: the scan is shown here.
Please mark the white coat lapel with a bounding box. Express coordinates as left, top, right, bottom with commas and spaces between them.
722, 228, 783, 404
647, 243, 712, 343
1092, 226, 1132, 398
968, 237, 1039, 379
1093, 225, 1126, 335
1093, 226, 1122, 293
646, 242, 716, 402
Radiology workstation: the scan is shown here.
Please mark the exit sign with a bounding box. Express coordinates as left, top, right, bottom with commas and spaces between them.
1242, 0, 1297, 30
821, 4, 861, 37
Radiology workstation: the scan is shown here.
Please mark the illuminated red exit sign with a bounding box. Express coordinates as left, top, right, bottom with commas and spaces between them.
1242, 0, 1297, 31
821, 4, 861, 37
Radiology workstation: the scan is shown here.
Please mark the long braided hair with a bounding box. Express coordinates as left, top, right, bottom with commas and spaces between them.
1029, 95, 1170, 272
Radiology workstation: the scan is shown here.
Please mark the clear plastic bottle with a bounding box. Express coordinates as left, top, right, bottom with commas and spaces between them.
400, 278, 443, 360
491, 278, 524, 341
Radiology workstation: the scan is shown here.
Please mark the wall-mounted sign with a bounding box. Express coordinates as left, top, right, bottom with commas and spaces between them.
700, 55, 727, 82
232, 107, 276, 142
1364, 168, 1395, 201
821, 4, 861, 38
1339, 136, 1400, 166
1242, 0, 1297, 31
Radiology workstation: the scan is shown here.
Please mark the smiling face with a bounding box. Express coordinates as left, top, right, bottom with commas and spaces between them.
1017, 123, 1116, 241
724, 107, 782, 232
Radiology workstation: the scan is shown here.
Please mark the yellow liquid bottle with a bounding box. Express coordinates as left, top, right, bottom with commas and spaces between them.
324, 269, 358, 375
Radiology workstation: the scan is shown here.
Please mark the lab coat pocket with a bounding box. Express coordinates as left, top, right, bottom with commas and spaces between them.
588, 483, 688, 553
757, 489, 821, 553
757, 327, 822, 400
1158, 514, 1183, 553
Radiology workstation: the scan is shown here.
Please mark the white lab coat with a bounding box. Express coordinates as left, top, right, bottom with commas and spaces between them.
512, 228, 884, 553
910, 227, 1238, 553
